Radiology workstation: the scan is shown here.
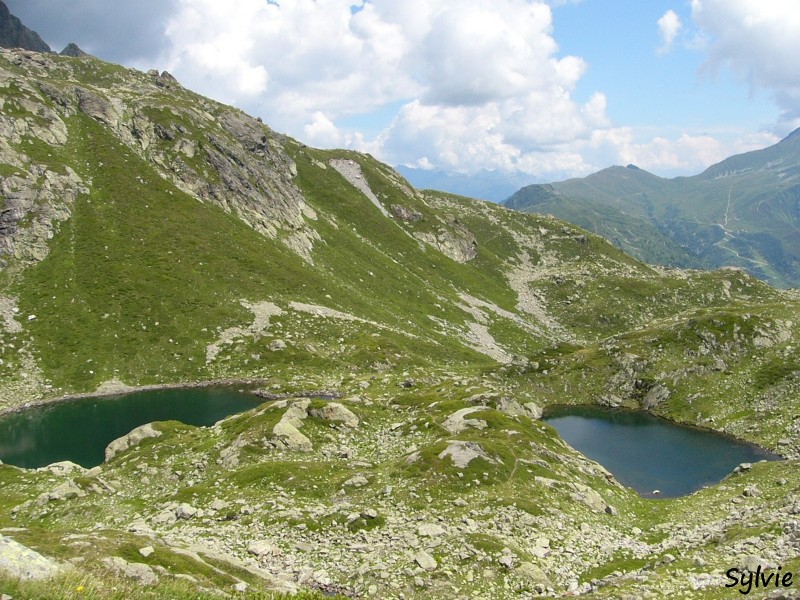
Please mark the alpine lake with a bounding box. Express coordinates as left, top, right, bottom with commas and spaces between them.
0, 391, 781, 498
0, 386, 263, 469
543, 405, 781, 498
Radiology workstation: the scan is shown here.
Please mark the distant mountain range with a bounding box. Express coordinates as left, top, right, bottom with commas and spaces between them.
504, 130, 800, 288
397, 165, 537, 202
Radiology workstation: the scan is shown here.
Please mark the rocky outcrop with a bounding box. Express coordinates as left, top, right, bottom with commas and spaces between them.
102, 556, 158, 586
105, 423, 162, 462
0, 49, 320, 267
34, 480, 86, 506
495, 397, 543, 420
0, 74, 86, 270
438, 440, 497, 468
309, 402, 359, 428
414, 219, 478, 263
642, 383, 670, 410
441, 407, 487, 434
75, 86, 119, 127
272, 400, 313, 451
0, 1, 51, 53
391, 204, 423, 222
0, 167, 84, 268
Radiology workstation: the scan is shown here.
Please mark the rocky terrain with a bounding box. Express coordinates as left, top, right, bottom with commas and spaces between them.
0, 45, 799, 599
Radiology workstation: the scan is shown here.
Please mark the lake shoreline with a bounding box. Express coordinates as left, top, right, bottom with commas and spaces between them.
543, 402, 785, 459
0, 377, 272, 418
544, 403, 783, 498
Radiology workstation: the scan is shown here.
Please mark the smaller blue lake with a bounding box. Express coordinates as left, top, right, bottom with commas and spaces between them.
543, 405, 780, 498
0, 387, 263, 469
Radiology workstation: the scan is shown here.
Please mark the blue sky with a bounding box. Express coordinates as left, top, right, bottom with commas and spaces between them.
554, 0, 778, 132
8, 0, 800, 192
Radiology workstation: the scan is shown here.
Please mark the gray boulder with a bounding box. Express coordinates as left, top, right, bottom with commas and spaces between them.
35, 480, 87, 506
102, 556, 158, 586
272, 401, 313, 451
272, 420, 312, 452
105, 423, 162, 462
414, 550, 437, 571
441, 407, 487, 434
438, 441, 496, 469
0, 535, 61, 580
175, 503, 198, 520
309, 402, 359, 428
247, 540, 282, 558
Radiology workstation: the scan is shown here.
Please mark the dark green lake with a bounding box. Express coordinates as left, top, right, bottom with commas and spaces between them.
0, 387, 263, 469
543, 405, 780, 498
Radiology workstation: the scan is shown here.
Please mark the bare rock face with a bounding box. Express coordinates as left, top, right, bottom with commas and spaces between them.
0, 49, 320, 269
75, 86, 120, 127
642, 384, 670, 409
415, 219, 478, 263
0, 167, 86, 269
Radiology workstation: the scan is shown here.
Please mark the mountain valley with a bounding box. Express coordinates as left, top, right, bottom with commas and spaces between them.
0, 40, 799, 600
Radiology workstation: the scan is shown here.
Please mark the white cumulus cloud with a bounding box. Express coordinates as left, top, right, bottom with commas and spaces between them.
690, 0, 800, 130
657, 9, 682, 54
583, 128, 779, 175
8, 0, 791, 181
158, 0, 613, 177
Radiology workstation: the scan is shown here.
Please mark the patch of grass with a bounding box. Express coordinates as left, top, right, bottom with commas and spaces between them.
753, 356, 799, 389
0, 568, 336, 599
116, 542, 238, 587
578, 552, 651, 583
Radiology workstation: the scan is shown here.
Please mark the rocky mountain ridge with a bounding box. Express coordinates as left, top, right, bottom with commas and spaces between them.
0, 0, 50, 53
0, 48, 799, 599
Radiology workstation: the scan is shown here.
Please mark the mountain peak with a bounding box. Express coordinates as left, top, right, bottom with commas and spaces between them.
60, 43, 89, 58
0, 0, 51, 53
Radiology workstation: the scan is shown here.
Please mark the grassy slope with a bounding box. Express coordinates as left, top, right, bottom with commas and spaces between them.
505, 136, 800, 287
